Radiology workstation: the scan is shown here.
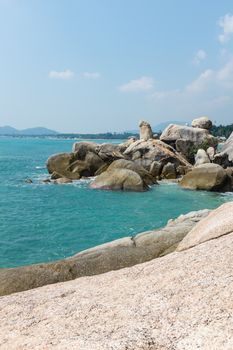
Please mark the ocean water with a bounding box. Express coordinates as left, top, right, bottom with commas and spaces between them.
0, 137, 232, 268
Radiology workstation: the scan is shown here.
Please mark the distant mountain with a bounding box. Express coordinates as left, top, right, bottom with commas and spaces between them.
0, 126, 59, 136
0, 126, 19, 135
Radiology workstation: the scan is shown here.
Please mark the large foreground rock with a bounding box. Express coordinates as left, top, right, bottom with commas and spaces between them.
1, 218, 233, 349
0, 209, 209, 296
179, 163, 232, 191
177, 201, 233, 251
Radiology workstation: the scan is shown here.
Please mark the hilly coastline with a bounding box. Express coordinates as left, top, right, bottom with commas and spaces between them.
0, 126, 58, 136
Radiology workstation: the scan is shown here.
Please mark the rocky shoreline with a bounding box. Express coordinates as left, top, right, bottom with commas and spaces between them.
1, 201, 233, 349
1, 116, 233, 296
0, 208, 210, 296
45, 116, 233, 192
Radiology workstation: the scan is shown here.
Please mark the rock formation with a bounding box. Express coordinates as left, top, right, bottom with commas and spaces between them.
213, 132, 233, 167
0, 209, 209, 296
90, 168, 148, 191
177, 201, 233, 251
1, 203, 233, 349
139, 120, 153, 140
191, 116, 212, 130
194, 149, 210, 166
106, 159, 157, 185
179, 163, 232, 191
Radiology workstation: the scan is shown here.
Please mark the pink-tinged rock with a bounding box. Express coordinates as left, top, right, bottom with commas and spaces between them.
177, 201, 233, 251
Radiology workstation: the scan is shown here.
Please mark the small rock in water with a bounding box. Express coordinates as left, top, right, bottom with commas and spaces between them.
42, 178, 51, 184
54, 177, 73, 184
25, 178, 33, 184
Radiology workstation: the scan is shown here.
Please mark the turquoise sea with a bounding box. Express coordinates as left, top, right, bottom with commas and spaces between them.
0, 137, 232, 268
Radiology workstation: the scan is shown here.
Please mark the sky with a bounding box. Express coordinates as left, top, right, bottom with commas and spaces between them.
0, 0, 233, 133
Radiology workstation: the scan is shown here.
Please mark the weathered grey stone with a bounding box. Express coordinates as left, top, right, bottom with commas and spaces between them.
175, 139, 193, 158
0, 209, 209, 296
72, 141, 99, 157
206, 146, 215, 161
68, 151, 105, 177
191, 116, 212, 130
160, 124, 217, 147
139, 120, 153, 141
179, 163, 231, 191
161, 162, 177, 179
95, 143, 124, 161
46, 153, 81, 180
213, 132, 233, 167
124, 139, 191, 170
149, 161, 163, 178
194, 149, 210, 166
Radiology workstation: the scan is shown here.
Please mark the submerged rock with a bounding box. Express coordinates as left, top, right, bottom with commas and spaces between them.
54, 177, 72, 184
179, 163, 232, 191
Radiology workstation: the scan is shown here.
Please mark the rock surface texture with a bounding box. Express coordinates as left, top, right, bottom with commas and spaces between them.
139, 120, 153, 140
214, 132, 233, 167
90, 168, 148, 191
1, 208, 233, 349
179, 163, 231, 191
160, 123, 217, 147
194, 149, 210, 166
0, 210, 209, 296
191, 116, 212, 130
177, 201, 233, 251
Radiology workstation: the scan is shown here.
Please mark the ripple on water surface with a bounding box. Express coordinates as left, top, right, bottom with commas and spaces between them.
0, 137, 232, 268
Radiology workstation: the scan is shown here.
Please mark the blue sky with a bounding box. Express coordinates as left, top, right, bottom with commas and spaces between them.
0, 0, 233, 132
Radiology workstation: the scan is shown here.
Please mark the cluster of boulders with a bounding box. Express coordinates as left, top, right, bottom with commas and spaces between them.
45, 116, 233, 192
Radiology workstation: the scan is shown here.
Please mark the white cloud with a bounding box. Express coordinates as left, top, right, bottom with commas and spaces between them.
218, 14, 233, 43
119, 76, 154, 92
148, 59, 233, 122
49, 69, 74, 80
185, 69, 214, 93
217, 57, 233, 82
83, 72, 101, 79
150, 89, 180, 100
193, 49, 207, 65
